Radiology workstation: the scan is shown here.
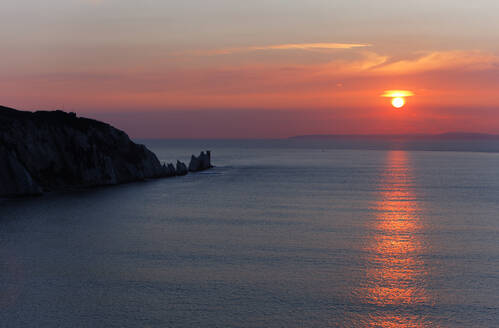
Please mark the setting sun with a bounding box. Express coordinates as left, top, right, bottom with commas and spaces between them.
382, 90, 414, 109
392, 97, 405, 108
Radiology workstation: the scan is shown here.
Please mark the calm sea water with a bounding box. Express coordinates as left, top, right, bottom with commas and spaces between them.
1, 139, 499, 327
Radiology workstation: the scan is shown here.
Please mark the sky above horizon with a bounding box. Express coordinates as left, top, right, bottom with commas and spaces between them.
1, 0, 499, 138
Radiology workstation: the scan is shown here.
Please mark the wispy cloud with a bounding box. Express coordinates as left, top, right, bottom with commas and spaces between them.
180, 42, 370, 56
370, 50, 499, 74
314, 50, 499, 77
381, 90, 415, 97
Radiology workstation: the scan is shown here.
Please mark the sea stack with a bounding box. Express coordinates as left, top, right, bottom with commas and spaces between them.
188, 151, 213, 172
175, 160, 188, 176
0, 106, 205, 197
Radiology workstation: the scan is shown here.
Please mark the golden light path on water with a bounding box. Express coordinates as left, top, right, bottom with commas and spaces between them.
355, 151, 431, 327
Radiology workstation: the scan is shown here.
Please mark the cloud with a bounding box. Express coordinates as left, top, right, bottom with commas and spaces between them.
369, 50, 499, 74
310, 50, 499, 82
5, 45, 499, 114
381, 90, 415, 97
179, 42, 371, 56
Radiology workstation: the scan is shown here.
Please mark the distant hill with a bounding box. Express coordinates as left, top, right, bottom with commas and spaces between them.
289, 132, 499, 140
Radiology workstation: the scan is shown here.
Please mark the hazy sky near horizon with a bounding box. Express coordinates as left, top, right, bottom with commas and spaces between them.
2, 0, 499, 137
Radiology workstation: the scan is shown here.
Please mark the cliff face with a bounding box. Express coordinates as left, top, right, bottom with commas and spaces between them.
0, 106, 190, 197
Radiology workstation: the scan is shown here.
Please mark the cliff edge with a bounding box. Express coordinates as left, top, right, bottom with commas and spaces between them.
0, 106, 210, 197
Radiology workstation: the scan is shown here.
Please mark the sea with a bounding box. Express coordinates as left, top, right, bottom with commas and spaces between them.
1, 138, 499, 327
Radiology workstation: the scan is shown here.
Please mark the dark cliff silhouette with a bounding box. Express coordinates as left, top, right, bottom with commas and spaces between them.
0, 106, 211, 197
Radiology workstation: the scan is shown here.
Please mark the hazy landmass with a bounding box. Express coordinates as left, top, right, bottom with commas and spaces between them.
290, 132, 499, 140
284, 132, 499, 153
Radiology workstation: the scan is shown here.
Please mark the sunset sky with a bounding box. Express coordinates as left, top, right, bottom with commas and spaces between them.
2, 0, 499, 138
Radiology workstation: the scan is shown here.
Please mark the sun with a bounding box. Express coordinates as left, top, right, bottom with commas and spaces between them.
381, 90, 414, 110
391, 97, 405, 108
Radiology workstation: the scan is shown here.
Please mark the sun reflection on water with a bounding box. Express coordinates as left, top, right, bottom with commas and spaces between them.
355, 151, 431, 327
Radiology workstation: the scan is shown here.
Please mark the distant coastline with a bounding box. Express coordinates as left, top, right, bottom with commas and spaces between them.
283, 132, 499, 154
290, 132, 499, 140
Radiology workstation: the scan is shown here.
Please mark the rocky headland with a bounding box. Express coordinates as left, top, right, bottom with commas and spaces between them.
0, 106, 212, 197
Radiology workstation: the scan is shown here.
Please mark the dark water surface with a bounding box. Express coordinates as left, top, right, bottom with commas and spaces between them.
1, 140, 499, 327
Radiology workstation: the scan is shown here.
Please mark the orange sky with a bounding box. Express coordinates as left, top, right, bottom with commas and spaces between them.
1, 0, 499, 137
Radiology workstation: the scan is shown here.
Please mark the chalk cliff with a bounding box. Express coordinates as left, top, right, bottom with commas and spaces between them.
0, 106, 210, 197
